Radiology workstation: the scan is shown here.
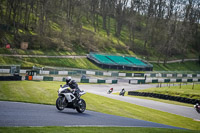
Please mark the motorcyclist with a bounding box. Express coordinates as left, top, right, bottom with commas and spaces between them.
119, 88, 125, 96
65, 76, 80, 99
108, 88, 113, 94
195, 103, 200, 109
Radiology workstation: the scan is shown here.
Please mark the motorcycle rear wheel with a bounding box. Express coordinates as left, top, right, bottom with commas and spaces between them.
76, 99, 86, 113
56, 97, 65, 111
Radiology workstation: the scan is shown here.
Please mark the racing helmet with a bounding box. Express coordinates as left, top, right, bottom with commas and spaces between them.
66, 76, 72, 84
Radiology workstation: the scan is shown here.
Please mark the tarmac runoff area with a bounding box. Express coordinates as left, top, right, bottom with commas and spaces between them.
0, 101, 183, 129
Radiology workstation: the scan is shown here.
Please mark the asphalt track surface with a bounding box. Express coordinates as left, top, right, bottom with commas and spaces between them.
0, 101, 183, 129
79, 83, 200, 120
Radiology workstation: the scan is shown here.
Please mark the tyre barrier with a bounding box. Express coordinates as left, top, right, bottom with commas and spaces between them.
0, 76, 22, 81
128, 91, 200, 104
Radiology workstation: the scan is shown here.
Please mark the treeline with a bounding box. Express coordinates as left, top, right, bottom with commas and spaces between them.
0, 0, 200, 63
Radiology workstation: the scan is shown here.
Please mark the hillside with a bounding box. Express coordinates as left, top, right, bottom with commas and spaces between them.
0, 0, 200, 66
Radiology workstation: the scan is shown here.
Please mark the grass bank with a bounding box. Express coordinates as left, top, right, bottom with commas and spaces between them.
152, 62, 200, 71
0, 81, 200, 130
0, 56, 102, 70
136, 84, 200, 100
0, 127, 199, 133
0, 48, 83, 56
0, 56, 200, 71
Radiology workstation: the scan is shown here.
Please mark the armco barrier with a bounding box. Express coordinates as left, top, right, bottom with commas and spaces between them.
0, 69, 10, 73
7, 68, 199, 78
129, 78, 200, 84
24, 76, 118, 84
128, 91, 200, 104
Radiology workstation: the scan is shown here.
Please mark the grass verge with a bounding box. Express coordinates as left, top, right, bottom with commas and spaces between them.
113, 92, 193, 107
0, 81, 200, 130
152, 62, 200, 71
0, 56, 102, 70
136, 84, 200, 100
0, 127, 199, 133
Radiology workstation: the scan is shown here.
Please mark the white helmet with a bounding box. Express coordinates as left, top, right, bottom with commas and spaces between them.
66, 76, 71, 83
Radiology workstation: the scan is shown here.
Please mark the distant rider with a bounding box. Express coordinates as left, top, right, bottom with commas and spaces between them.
119, 88, 125, 96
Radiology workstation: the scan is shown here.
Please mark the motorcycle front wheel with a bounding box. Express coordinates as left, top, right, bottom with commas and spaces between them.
56, 97, 65, 111
76, 99, 86, 113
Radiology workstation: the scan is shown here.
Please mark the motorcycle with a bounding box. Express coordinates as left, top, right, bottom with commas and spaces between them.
107, 88, 113, 94
56, 84, 86, 113
194, 103, 200, 113
119, 89, 125, 96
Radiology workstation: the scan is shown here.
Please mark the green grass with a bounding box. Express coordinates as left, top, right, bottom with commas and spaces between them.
0, 81, 200, 130
0, 55, 200, 71
136, 84, 200, 100
0, 127, 199, 133
0, 48, 82, 56
0, 56, 102, 69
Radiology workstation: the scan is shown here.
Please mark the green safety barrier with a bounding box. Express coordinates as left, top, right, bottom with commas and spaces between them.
76, 70, 86, 74
43, 77, 53, 81
192, 74, 197, 77
150, 73, 156, 77
134, 73, 144, 77
36, 70, 40, 74
111, 73, 119, 77
187, 79, 193, 82
182, 74, 187, 77
81, 79, 89, 83
95, 71, 103, 76
97, 79, 105, 83
164, 79, 170, 83
176, 79, 182, 82
138, 80, 145, 84
112, 80, 118, 84
49, 70, 58, 75
172, 74, 177, 77
152, 79, 158, 83
68, 71, 77, 75
126, 73, 132, 77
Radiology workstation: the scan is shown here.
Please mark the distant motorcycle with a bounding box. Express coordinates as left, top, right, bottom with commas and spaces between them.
119, 89, 125, 96
56, 85, 86, 113
107, 88, 113, 94
194, 103, 200, 113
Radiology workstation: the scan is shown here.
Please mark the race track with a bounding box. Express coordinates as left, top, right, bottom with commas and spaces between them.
79, 83, 200, 120
0, 101, 182, 129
